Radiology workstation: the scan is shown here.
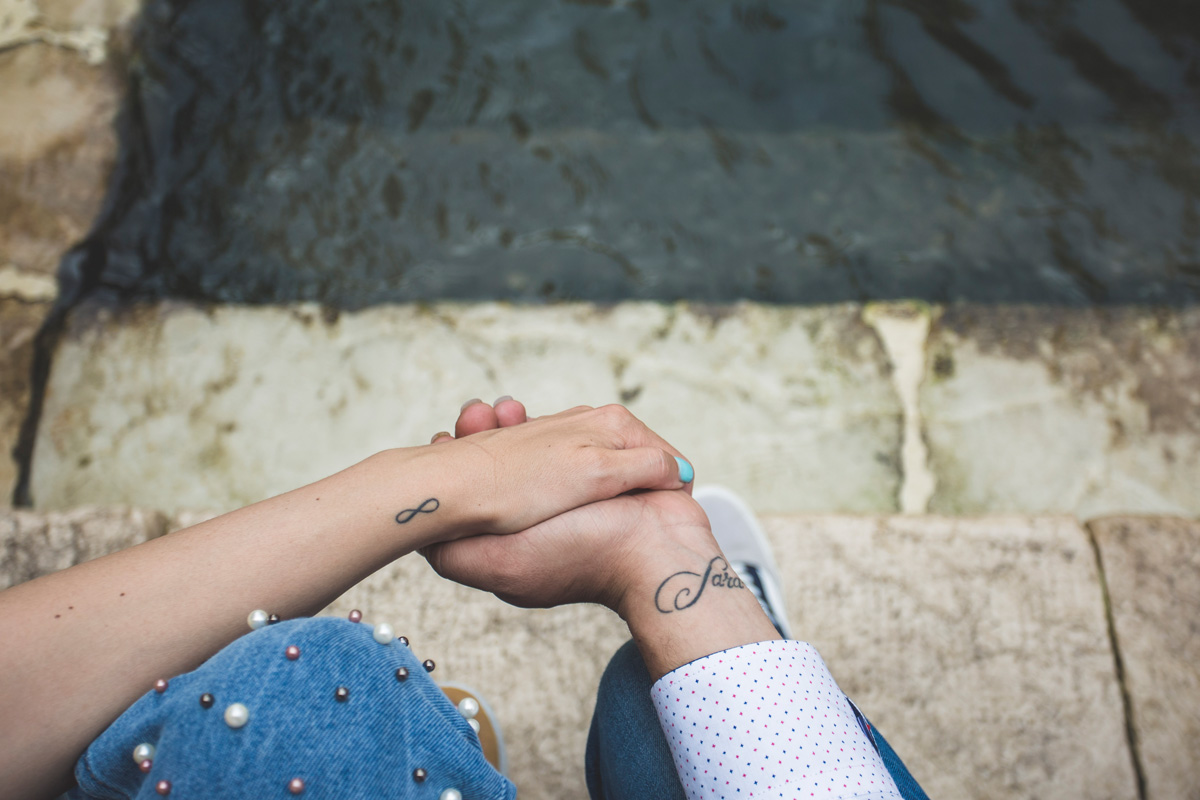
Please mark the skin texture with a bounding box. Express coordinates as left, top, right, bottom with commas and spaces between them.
0, 404, 690, 799
427, 399, 781, 679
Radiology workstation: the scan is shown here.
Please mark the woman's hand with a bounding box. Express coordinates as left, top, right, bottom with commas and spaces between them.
402, 403, 693, 544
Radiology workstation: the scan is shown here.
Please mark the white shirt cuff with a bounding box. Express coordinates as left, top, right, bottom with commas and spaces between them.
651, 640, 902, 799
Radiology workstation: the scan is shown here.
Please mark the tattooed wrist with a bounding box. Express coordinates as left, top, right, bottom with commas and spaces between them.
653, 556, 745, 614
395, 498, 440, 524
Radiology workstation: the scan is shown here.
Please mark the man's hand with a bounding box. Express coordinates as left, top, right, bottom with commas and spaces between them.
409, 403, 693, 542
422, 489, 712, 613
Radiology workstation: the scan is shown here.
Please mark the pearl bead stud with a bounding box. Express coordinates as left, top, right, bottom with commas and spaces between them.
288, 777, 306, 794
154, 679, 169, 693
286, 645, 301, 660
348, 609, 363, 623
155, 780, 172, 795
132, 742, 156, 763
139, 759, 153, 773
224, 702, 250, 728
457, 697, 479, 719
247, 609, 269, 630
439, 789, 462, 800
372, 622, 394, 644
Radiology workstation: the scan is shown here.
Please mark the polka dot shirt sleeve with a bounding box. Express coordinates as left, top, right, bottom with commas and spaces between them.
650, 640, 902, 799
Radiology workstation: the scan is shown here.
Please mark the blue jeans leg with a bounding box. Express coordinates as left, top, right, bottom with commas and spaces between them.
874, 726, 931, 800
584, 640, 686, 800
70, 618, 514, 799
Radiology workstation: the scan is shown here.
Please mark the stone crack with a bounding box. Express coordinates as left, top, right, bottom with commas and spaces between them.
1085, 522, 1148, 800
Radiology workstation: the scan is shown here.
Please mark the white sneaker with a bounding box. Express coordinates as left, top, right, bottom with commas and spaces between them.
694, 485, 793, 639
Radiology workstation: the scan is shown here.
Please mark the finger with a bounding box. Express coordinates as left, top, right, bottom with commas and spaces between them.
494, 396, 528, 427
456, 399, 499, 438
590, 405, 694, 494
430, 431, 454, 444
598, 447, 694, 495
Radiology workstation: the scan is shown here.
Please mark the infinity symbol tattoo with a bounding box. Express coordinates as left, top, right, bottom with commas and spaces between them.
395, 498, 440, 524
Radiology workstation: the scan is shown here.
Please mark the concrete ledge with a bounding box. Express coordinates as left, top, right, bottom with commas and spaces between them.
0, 505, 165, 590
22, 301, 1200, 519
29, 301, 903, 514
1089, 516, 1200, 800
9, 508, 1197, 798
766, 515, 1135, 800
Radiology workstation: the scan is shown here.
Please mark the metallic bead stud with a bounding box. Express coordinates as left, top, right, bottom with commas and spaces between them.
154, 679, 169, 693
132, 742, 156, 763
139, 759, 153, 773
398, 635, 410, 647
335, 686, 350, 702
348, 609, 363, 623
268, 613, 281, 625
155, 780, 172, 795
224, 702, 250, 728
372, 622, 394, 644
423, 659, 435, 673
286, 645, 301, 661
439, 789, 462, 800
457, 697, 479, 719
247, 609, 269, 630
412, 768, 427, 783
288, 777, 306, 794
200, 693, 214, 709
395, 667, 409, 682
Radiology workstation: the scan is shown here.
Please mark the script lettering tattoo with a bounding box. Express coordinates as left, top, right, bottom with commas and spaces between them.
395, 498, 440, 524
653, 556, 745, 614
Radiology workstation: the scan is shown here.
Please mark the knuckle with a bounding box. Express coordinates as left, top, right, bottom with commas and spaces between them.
651, 448, 674, 481
596, 403, 634, 430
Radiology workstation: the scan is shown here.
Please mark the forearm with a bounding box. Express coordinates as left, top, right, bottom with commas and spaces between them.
0, 446, 477, 798
617, 532, 781, 681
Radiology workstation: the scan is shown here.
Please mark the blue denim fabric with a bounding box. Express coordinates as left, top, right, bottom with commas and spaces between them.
70, 618, 515, 800
874, 728, 930, 800
584, 641, 686, 800
584, 640, 930, 800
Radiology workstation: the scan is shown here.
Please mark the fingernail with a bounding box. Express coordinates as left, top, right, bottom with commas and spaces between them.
493, 395, 513, 406
460, 398, 482, 411
674, 457, 694, 484
430, 431, 452, 443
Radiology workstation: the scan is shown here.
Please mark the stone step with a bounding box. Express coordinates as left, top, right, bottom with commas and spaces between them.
4, 508, 1196, 799
22, 300, 1200, 517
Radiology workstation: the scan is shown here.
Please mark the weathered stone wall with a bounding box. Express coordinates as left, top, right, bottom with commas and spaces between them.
0, 0, 137, 503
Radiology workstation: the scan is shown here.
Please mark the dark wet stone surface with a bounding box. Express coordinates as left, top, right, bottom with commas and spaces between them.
79, 0, 1200, 306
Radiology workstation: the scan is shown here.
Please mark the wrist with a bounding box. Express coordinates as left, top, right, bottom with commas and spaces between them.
615, 531, 782, 681
365, 445, 491, 550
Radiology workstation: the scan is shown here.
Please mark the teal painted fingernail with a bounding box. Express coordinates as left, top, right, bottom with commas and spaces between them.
460, 398, 482, 411
675, 457, 694, 484
493, 395, 513, 406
